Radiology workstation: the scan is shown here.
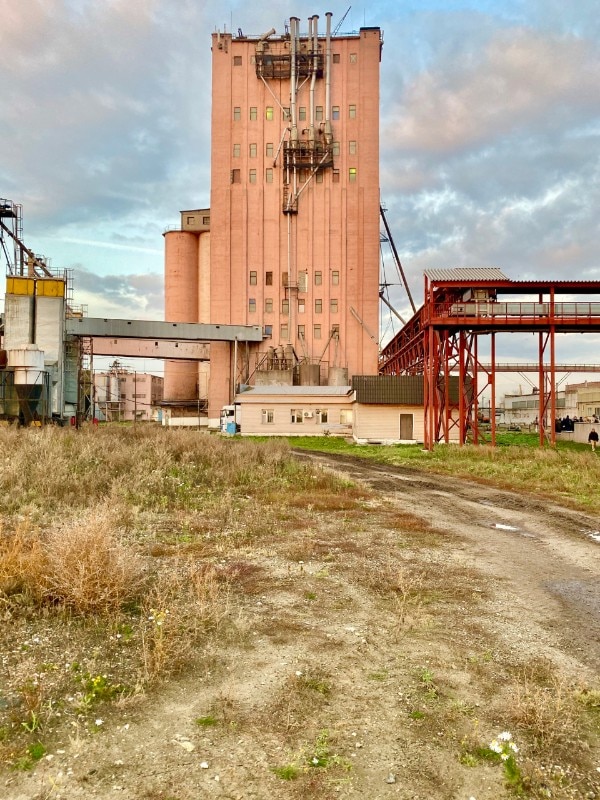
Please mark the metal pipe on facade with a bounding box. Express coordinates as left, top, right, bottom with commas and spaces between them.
287, 213, 293, 343
308, 15, 318, 145
290, 17, 299, 143
324, 12, 333, 144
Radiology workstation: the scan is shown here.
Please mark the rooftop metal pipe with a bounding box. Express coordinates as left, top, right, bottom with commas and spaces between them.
256, 26, 276, 52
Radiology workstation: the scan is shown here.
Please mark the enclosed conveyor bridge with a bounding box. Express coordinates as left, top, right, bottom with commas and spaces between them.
65, 317, 264, 360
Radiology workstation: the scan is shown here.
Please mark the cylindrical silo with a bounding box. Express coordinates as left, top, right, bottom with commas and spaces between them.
298, 361, 320, 386
328, 367, 349, 386
164, 231, 199, 401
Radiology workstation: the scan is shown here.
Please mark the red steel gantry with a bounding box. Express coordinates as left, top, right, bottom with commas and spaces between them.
379, 268, 600, 448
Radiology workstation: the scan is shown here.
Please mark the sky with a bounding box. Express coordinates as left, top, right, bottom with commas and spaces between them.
1, 0, 599, 391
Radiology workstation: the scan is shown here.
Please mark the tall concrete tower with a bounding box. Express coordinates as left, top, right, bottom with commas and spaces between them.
165, 13, 383, 425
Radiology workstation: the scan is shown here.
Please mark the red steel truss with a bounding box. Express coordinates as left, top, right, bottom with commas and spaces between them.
380, 272, 600, 448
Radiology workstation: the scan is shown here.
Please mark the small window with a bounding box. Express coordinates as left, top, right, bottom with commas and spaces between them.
290, 409, 304, 424
299, 106, 307, 121
349, 53, 357, 63
233, 55, 242, 66
249, 271, 257, 285
330, 299, 338, 313
349, 167, 357, 182
297, 324, 305, 339
202, 216, 210, 225
282, 272, 288, 287
266, 142, 274, 157
332, 53, 340, 64
315, 105, 324, 121
331, 323, 340, 336
233, 143, 241, 157
282, 299, 289, 315
316, 172, 323, 183
261, 409, 274, 424
265, 298, 273, 313
332, 270, 340, 285
249, 168, 257, 183
314, 324, 321, 339
280, 324, 289, 339
249, 143, 257, 157
265, 271, 273, 286
283, 107, 291, 120
332, 169, 340, 183
250, 106, 257, 120
298, 299, 305, 313
298, 271, 308, 293
340, 409, 353, 424
231, 169, 241, 184
314, 271, 322, 285
317, 408, 328, 423
265, 168, 273, 183
248, 299, 256, 313
315, 299, 322, 314
349, 104, 356, 119
332, 105, 340, 120
349, 140, 357, 155
233, 106, 241, 121
266, 106, 274, 120
332, 141, 340, 156
186, 216, 195, 225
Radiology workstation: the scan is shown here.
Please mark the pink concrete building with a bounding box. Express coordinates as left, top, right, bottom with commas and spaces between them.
94, 365, 164, 422
164, 14, 383, 425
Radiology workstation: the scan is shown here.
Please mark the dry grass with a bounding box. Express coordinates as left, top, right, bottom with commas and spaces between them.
42, 507, 146, 613
507, 664, 579, 750
0, 427, 598, 799
0, 519, 44, 599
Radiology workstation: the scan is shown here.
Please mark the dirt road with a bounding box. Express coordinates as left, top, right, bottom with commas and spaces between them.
295, 450, 600, 675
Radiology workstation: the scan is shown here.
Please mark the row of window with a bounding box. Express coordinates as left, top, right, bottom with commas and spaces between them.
263, 323, 339, 339
235, 141, 357, 157
234, 53, 357, 67
261, 408, 354, 424
249, 298, 339, 314
234, 104, 357, 121
232, 167, 357, 183
249, 270, 340, 286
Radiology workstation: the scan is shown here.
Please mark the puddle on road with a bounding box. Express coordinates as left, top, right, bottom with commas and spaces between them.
580, 530, 600, 544
490, 522, 536, 539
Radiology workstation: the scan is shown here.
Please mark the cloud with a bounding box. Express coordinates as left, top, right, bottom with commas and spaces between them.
383, 28, 600, 155
72, 266, 163, 319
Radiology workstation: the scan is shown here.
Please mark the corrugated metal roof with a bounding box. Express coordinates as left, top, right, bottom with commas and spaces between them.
424, 267, 509, 281
353, 375, 424, 405
352, 375, 471, 405
237, 385, 352, 397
